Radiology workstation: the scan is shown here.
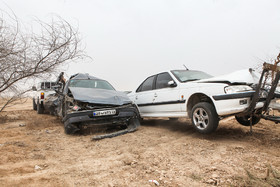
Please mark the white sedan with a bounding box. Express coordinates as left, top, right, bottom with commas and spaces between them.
128, 69, 265, 134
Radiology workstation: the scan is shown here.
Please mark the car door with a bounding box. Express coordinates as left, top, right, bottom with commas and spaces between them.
133, 75, 157, 115
152, 72, 183, 114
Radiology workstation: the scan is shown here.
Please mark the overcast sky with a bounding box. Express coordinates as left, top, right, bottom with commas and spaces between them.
1, 0, 280, 90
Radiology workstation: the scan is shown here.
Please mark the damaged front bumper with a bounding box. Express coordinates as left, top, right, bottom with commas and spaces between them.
212, 91, 256, 101
213, 91, 280, 116
63, 104, 139, 126
213, 91, 270, 116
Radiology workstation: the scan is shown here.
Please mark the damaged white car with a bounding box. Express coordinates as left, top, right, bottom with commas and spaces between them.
128, 64, 280, 134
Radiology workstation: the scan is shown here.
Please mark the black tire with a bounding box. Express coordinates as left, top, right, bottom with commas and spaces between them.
37, 101, 44, 114
191, 102, 219, 134
33, 98, 37, 110
61, 99, 68, 118
62, 101, 80, 135
235, 115, 260, 126
64, 122, 80, 134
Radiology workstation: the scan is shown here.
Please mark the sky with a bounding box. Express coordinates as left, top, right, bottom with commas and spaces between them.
1, 0, 280, 91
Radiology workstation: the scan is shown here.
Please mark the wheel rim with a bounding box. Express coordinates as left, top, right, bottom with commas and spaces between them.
193, 108, 209, 130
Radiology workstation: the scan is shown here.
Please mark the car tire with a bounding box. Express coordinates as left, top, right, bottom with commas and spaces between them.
191, 102, 219, 134
62, 100, 68, 118
33, 98, 37, 110
235, 115, 261, 126
64, 122, 80, 134
37, 101, 44, 114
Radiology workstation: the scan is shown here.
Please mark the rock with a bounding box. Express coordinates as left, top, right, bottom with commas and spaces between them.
19, 124, 26, 127
107, 182, 115, 187
207, 174, 220, 186
149, 180, 159, 186
211, 166, 217, 171
34, 165, 43, 170
205, 178, 218, 185
211, 173, 219, 178
226, 179, 232, 184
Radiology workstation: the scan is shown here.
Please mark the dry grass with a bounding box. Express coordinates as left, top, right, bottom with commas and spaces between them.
0, 114, 9, 124
0, 111, 25, 124
1, 99, 280, 186
231, 165, 280, 187
25, 113, 61, 130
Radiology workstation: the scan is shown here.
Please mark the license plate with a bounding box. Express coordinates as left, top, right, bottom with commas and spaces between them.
93, 109, 116, 116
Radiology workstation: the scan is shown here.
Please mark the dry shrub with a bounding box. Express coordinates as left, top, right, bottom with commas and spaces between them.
26, 114, 62, 130
0, 111, 25, 124
0, 114, 8, 124
231, 165, 280, 187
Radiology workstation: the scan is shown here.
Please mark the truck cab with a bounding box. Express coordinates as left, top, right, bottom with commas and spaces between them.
32, 81, 56, 114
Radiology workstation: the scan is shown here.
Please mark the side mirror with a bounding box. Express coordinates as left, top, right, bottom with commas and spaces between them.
32, 86, 37, 91
167, 80, 177, 87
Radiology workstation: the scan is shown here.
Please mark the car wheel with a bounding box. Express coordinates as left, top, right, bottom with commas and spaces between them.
62, 100, 68, 118
37, 101, 44, 114
64, 122, 80, 134
235, 115, 260, 126
191, 102, 219, 134
33, 98, 37, 110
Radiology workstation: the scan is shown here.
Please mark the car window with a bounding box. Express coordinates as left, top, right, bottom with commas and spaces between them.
44, 82, 51, 89
50, 82, 56, 89
69, 79, 115, 90
39, 82, 48, 90
137, 75, 155, 92
156, 73, 173, 89
39, 83, 42, 89
38, 82, 56, 90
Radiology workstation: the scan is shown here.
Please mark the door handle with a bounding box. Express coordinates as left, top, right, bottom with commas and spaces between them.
154, 93, 157, 97
135, 96, 138, 100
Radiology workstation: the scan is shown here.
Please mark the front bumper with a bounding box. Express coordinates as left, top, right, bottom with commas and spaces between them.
63, 105, 139, 126
212, 91, 266, 116
212, 91, 255, 101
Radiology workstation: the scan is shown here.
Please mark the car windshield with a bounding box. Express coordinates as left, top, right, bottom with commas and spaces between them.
171, 70, 213, 82
69, 79, 115, 90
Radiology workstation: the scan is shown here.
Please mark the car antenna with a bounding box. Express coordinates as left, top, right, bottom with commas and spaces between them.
183, 64, 189, 70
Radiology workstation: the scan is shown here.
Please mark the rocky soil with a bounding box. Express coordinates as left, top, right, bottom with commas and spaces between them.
0, 100, 280, 186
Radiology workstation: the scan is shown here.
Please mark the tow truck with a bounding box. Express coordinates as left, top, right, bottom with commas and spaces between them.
239, 53, 280, 131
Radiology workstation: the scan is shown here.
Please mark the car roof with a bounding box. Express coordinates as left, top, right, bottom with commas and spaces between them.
69, 73, 101, 80
39, 81, 56, 83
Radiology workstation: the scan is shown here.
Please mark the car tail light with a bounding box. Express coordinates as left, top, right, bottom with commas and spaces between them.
41, 92, 44, 99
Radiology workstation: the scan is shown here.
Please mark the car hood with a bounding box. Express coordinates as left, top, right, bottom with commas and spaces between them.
68, 87, 132, 106
197, 69, 260, 85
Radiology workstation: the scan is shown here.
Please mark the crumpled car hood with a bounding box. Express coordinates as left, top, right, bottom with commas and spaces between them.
68, 87, 132, 105
197, 69, 260, 85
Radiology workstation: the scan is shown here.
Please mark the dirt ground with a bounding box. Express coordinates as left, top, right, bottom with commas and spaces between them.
0, 100, 280, 187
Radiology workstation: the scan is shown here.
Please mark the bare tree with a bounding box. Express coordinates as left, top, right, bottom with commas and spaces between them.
0, 11, 87, 112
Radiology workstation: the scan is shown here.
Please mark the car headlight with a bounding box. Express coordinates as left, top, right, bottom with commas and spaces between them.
224, 85, 253, 94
